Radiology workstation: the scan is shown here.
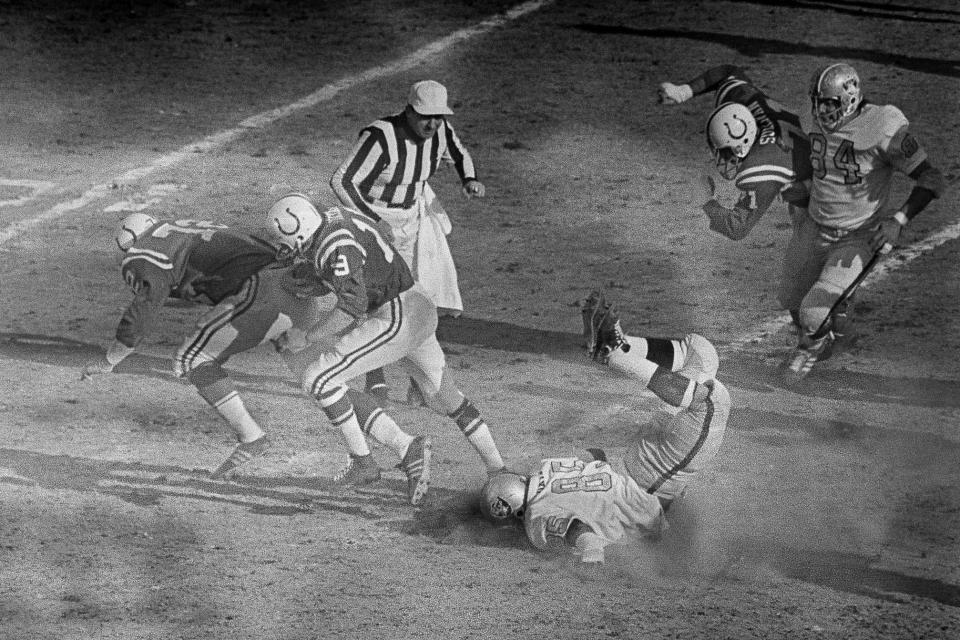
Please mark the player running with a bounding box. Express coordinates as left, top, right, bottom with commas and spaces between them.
266, 193, 505, 506
479, 292, 730, 564
81, 213, 321, 478
782, 62, 947, 379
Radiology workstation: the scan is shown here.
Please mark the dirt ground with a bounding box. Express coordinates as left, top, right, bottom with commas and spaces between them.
1, 1, 959, 638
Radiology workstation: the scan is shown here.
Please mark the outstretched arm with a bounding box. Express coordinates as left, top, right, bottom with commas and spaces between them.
658, 64, 749, 105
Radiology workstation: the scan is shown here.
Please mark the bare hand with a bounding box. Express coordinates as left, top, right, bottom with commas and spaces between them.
462, 180, 485, 198
870, 218, 901, 254
657, 82, 693, 105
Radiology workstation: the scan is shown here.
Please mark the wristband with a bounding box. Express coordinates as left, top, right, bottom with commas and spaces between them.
893, 211, 909, 227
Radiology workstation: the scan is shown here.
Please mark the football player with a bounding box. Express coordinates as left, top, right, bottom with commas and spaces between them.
659, 64, 812, 241
266, 193, 506, 506
782, 62, 947, 379
480, 292, 730, 564
81, 213, 322, 478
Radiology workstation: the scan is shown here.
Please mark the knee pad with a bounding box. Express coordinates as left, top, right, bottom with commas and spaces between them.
679, 334, 719, 382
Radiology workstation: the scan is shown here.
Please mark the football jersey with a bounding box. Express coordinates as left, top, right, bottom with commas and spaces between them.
523, 457, 666, 550
283, 205, 414, 318
116, 219, 277, 346
331, 112, 477, 221
808, 103, 928, 230
716, 76, 812, 201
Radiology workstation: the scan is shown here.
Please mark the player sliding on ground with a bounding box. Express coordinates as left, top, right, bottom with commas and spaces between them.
479, 291, 731, 563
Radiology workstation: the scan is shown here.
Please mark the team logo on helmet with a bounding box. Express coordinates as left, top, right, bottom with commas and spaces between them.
114, 212, 158, 251
810, 63, 862, 132
480, 472, 528, 521
706, 102, 758, 180
266, 193, 324, 259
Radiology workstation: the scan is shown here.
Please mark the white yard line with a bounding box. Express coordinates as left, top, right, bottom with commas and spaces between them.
727, 219, 960, 350
0, 0, 554, 247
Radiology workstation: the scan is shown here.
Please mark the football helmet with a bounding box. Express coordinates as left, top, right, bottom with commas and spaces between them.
706, 102, 758, 180
480, 471, 529, 521
114, 212, 157, 251
266, 192, 324, 259
810, 63, 862, 132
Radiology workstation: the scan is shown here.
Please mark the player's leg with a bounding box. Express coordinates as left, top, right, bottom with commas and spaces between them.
174, 275, 276, 478
401, 333, 506, 475
786, 235, 873, 379
777, 209, 825, 336
624, 378, 731, 509
584, 297, 712, 409
363, 209, 421, 400
295, 290, 435, 503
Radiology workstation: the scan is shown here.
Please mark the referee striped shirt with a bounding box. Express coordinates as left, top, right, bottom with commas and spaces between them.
330, 112, 477, 222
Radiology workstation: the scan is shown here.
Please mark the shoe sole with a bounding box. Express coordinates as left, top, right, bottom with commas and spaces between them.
408, 438, 432, 507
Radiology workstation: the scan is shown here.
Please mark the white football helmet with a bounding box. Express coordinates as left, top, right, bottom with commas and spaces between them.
114, 212, 157, 251
266, 193, 324, 259
480, 471, 529, 521
706, 102, 758, 180
810, 63, 861, 132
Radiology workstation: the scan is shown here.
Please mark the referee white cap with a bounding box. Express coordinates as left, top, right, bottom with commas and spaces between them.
408, 80, 454, 116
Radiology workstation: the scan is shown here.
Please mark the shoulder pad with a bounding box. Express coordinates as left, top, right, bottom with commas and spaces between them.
878, 104, 909, 138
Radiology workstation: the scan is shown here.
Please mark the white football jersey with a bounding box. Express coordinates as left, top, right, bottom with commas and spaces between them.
523, 457, 666, 550
809, 103, 928, 230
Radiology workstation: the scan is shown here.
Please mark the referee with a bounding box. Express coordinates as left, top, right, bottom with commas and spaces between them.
330, 79, 485, 399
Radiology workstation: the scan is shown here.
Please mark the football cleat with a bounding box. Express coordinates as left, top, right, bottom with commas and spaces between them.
397, 435, 432, 506
782, 333, 835, 384
210, 435, 271, 480
583, 291, 630, 363
334, 453, 382, 486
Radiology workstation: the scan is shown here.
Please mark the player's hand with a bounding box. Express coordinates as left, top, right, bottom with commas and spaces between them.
658, 82, 693, 105
271, 327, 308, 354
462, 179, 485, 198
702, 198, 726, 220
80, 356, 115, 381
871, 218, 900, 254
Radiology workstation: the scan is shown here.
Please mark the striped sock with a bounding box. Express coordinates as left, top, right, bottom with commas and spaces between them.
449, 399, 504, 472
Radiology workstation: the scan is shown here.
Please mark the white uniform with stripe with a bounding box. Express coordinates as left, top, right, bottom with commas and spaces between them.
623, 378, 731, 504
523, 457, 667, 551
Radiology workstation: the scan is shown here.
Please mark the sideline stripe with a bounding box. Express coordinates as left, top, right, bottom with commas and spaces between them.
726, 219, 960, 351
0, 0, 554, 247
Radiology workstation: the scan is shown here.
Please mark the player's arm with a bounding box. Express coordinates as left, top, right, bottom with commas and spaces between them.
443, 121, 484, 198
330, 128, 390, 221
565, 520, 607, 564
871, 121, 948, 253
703, 180, 781, 241
659, 64, 748, 105
81, 281, 167, 379
291, 245, 368, 350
